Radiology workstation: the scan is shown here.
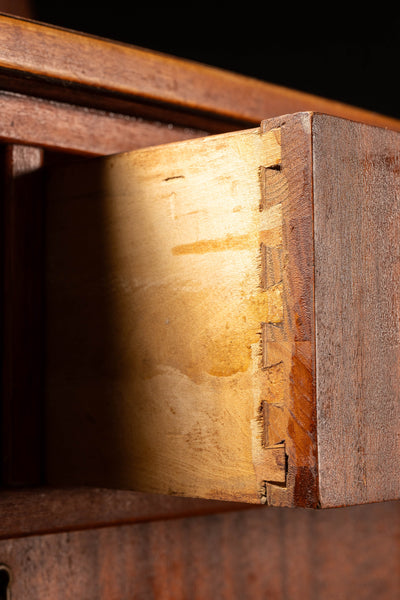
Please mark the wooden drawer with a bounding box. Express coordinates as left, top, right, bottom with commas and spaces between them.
44, 111, 400, 508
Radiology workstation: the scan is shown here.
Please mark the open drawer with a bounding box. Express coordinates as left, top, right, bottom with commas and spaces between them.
45, 111, 400, 509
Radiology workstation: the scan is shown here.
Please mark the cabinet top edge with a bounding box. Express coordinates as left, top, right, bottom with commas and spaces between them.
1, 14, 400, 132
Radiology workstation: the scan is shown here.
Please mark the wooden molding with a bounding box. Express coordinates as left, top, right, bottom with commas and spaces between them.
0, 91, 208, 155
1, 14, 400, 132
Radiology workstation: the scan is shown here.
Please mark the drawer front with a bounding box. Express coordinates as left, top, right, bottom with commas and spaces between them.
45, 112, 400, 508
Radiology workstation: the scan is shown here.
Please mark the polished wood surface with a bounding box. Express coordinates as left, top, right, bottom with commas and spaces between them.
313, 114, 400, 506
0, 488, 247, 540
1, 13, 400, 133
0, 91, 207, 155
0, 501, 399, 599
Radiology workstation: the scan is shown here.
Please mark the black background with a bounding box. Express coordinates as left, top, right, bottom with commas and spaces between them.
33, 3, 400, 121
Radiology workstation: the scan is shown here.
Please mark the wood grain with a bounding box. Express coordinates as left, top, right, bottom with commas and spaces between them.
0, 13, 399, 598
0, 91, 207, 155
0, 501, 398, 599
45, 112, 400, 508
1, 14, 400, 132
260, 113, 317, 508
45, 126, 285, 503
0, 487, 247, 540
44, 114, 318, 507
313, 114, 400, 507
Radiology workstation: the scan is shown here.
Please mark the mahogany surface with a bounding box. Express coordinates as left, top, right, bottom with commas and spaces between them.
0, 502, 399, 599
313, 115, 400, 506
1, 13, 400, 133
0, 12, 399, 600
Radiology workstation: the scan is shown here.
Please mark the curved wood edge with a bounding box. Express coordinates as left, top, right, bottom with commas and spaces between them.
1, 13, 400, 132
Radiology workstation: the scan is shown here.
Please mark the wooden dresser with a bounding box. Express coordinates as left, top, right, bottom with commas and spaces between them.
0, 12, 399, 598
